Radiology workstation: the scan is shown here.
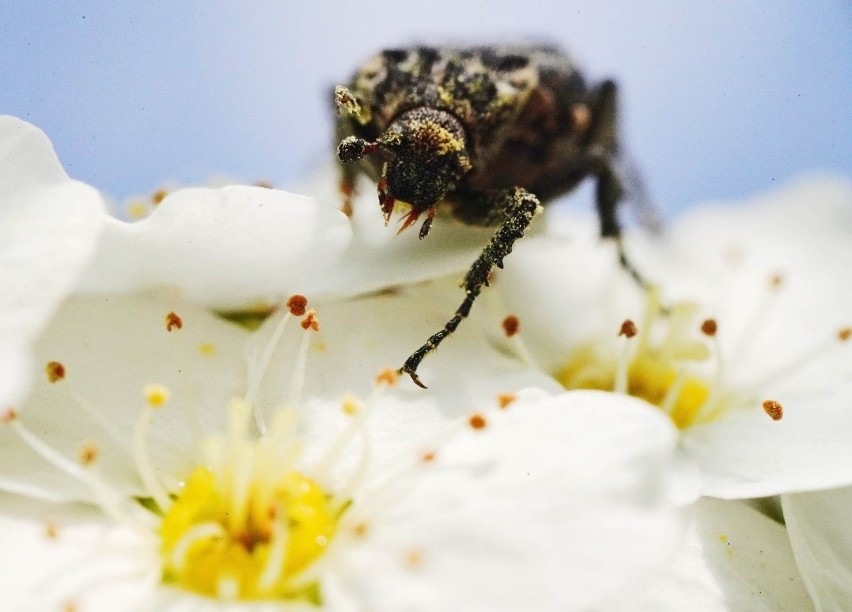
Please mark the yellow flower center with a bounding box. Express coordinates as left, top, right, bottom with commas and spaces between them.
154, 398, 342, 602
555, 297, 725, 429
160, 465, 337, 601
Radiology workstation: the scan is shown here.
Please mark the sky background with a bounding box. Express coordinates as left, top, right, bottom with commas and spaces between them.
1, 2, 850, 218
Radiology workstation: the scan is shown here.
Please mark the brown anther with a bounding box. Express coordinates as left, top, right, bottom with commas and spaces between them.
45, 361, 66, 383
421, 450, 436, 463
838, 327, 851, 342
45, 520, 59, 540
468, 413, 487, 430
762, 400, 783, 421
502, 315, 520, 337
618, 319, 638, 338
770, 274, 784, 288
151, 189, 168, 205
353, 522, 369, 538
375, 368, 399, 387
497, 393, 517, 409
701, 319, 718, 337
63, 601, 78, 612
300, 309, 320, 331
286, 294, 308, 317
165, 311, 183, 332
1, 408, 18, 423
78, 443, 99, 465
254, 180, 273, 189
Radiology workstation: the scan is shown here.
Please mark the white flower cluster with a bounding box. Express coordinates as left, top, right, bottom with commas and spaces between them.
1, 115, 850, 611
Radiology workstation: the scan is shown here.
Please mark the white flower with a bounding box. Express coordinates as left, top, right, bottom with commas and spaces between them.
625, 497, 813, 611
0, 287, 686, 610
76, 166, 506, 310
492, 175, 852, 499
0, 116, 106, 408
783, 485, 852, 611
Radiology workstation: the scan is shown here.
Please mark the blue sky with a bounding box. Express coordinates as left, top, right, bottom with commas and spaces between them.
2, 2, 850, 217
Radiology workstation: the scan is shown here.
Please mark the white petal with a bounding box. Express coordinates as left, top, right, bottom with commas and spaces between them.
330, 391, 687, 612
682, 384, 852, 498
625, 497, 813, 612
783, 486, 852, 611
0, 116, 106, 406
78, 185, 352, 308
0, 292, 250, 502
0, 492, 159, 611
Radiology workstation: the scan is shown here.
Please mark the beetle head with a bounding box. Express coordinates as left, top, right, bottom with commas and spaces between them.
337, 107, 471, 237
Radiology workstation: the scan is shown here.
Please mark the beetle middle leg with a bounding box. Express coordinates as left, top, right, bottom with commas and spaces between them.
398, 187, 543, 388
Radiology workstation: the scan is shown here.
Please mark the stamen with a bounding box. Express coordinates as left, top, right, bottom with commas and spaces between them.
45, 360, 66, 383
288, 310, 320, 412
165, 312, 183, 332
163, 311, 202, 446
256, 503, 290, 592
245, 300, 297, 432
78, 442, 99, 466
615, 320, 637, 394
375, 368, 399, 387
5, 416, 153, 533
502, 315, 520, 337
133, 385, 173, 512
762, 399, 784, 421
497, 393, 517, 409
468, 413, 487, 430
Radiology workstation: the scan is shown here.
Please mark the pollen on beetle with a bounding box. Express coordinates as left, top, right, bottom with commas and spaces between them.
502, 315, 520, 337
165, 311, 183, 332
45, 361, 66, 383
762, 400, 783, 421
468, 413, 487, 430
287, 295, 308, 317
144, 384, 171, 408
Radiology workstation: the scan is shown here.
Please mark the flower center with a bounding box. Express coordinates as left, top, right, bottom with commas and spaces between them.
554, 296, 724, 429
159, 421, 339, 601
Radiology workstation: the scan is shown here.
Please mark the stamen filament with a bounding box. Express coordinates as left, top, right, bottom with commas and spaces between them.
257, 505, 290, 591
246, 310, 293, 434
168, 521, 226, 572
9, 420, 153, 534
132, 405, 172, 512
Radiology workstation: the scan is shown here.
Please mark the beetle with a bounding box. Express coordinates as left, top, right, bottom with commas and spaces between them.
334, 44, 650, 388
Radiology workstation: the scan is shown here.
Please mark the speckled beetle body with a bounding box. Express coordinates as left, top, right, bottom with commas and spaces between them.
334, 44, 646, 387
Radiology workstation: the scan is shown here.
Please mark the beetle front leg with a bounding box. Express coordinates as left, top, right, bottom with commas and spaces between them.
398, 187, 542, 388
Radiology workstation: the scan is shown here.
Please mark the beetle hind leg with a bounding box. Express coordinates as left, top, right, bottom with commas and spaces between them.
398, 187, 542, 388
